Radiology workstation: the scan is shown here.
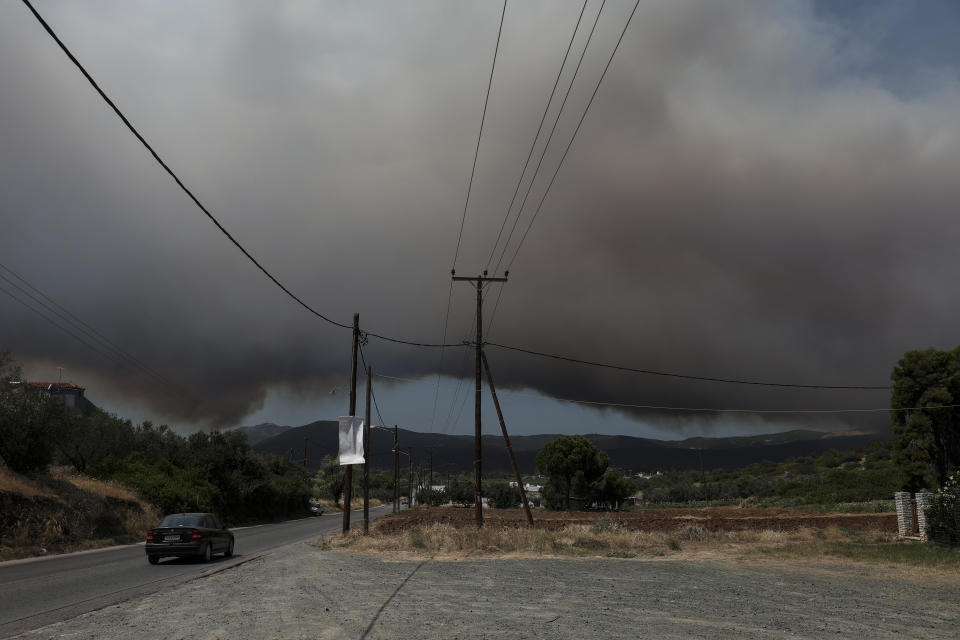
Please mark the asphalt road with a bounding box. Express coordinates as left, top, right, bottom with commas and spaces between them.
0, 505, 391, 638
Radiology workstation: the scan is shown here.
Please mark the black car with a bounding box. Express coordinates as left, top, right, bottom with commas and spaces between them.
145, 513, 234, 565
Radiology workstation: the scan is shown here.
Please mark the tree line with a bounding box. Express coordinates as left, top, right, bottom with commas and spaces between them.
0, 351, 311, 523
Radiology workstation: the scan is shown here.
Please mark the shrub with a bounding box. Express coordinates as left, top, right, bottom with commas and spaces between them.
486, 481, 521, 509
925, 474, 959, 546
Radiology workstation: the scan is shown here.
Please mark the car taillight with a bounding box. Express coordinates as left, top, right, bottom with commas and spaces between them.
192, 529, 201, 541
146, 530, 154, 543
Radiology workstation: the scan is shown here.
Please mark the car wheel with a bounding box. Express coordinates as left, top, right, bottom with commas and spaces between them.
224, 539, 234, 558
147, 555, 159, 565
202, 543, 212, 563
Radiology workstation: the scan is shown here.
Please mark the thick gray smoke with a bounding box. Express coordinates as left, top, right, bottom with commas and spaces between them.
2, 1, 959, 431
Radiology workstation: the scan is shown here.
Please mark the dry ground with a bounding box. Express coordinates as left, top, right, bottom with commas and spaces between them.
376, 505, 896, 533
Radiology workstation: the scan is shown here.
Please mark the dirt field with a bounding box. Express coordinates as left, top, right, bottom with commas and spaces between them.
375, 506, 896, 534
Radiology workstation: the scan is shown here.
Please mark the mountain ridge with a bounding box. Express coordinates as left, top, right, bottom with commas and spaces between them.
248, 422, 891, 474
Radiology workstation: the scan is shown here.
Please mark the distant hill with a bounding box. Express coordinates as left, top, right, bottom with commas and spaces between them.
231, 422, 292, 446
252, 423, 890, 474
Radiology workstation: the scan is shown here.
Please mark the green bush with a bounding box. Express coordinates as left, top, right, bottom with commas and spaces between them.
486, 481, 521, 509
925, 475, 959, 546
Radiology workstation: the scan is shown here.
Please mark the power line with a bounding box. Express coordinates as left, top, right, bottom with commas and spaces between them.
362, 330, 463, 349
451, 0, 508, 272
492, 0, 607, 275
0, 262, 174, 388
505, 0, 641, 273
0, 282, 138, 375
373, 372, 420, 383
564, 398, 955, 415
358, 344, 389, 428
484, 0, 590, 272
21, 0, 460, 352
485, 0, 609, 338
484, 342, 892, 390
429, 281, 456, 432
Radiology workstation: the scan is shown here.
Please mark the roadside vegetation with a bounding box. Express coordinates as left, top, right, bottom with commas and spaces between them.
318, 520, 958, 574
0, 464, 160, 561
635, 440, 903, 509
1, 351, 313, 559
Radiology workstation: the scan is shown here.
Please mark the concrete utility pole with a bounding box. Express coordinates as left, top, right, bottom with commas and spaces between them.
343, 313, 360, 535
452, 270, 507, 528
483, 351, 533, 526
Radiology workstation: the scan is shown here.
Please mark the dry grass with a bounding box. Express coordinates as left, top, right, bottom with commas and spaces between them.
50, 466, 142, 503
313, 519, 959, 577
314, 521, 886, 561
0, 466, 60, 500
0, 466, 161, 561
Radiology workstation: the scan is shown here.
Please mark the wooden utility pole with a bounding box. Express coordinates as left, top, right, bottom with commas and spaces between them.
428, 449, 433, 503
482, 351, 533, 526
303, 436, 308, 468
363, 365, 371, 534
407, 447, 414, 505
342, 313, 359, 535
452, 271, 507, 527
393, 425, 400, 514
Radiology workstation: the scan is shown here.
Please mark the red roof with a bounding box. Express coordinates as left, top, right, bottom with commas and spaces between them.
26, 382, 85, 391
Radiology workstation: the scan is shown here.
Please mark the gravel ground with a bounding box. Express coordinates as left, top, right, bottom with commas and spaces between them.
12, 542, 959, 640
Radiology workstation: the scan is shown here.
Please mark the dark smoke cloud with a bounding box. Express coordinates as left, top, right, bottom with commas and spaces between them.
2, 1, 960, 432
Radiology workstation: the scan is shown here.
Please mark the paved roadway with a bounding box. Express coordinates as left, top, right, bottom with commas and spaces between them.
0, 505, 392, 638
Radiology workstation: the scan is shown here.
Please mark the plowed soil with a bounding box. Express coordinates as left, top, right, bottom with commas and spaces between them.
375, 506, 896, 533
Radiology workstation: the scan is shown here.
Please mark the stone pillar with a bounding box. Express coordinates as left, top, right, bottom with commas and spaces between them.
895, 491, 914, 537
916, 490, 934, 541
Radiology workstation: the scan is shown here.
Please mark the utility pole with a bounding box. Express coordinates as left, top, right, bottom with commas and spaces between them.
452, 270, 507, 527
482, 351, 533, 526
343, 313, 359, 535
393, 425, 400, 514
407, 447, 414, 505
363, 365, 371, 534
429, 449, 433, 503
303, 436, 308, 468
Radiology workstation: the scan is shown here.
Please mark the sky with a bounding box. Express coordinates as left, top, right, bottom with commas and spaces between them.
3, 0, 960, 440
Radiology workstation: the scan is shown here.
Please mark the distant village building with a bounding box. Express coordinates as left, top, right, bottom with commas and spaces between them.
26, 381, 96, 414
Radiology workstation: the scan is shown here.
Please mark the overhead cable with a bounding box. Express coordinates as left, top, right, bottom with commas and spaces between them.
0, 283, 138, 375
0, 262, 174, 388
484, 0, 590, 271
484, 342, 892, 390
21, 0, 459, 351
565, 399, 958, 415
505, 0, 641, 273
451, 0, 509, 272
493, 0, 607, 274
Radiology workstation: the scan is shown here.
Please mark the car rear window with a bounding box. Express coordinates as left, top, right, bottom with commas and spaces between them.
158, 514, 205, 527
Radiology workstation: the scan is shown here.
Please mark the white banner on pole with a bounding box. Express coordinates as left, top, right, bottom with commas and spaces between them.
338, 416, 364, 465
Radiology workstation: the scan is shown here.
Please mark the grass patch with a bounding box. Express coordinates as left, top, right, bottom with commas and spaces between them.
760, 539, 960, 570
314, 515, 957, 574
